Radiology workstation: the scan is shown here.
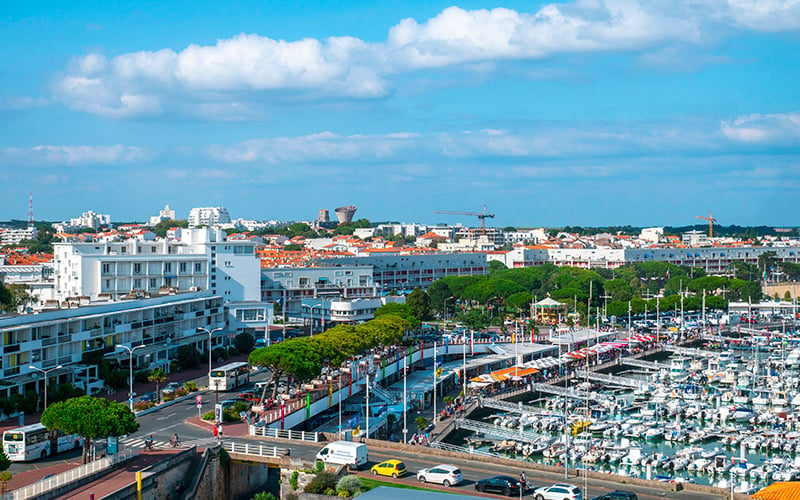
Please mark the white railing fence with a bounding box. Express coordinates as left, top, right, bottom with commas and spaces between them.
250, 426, 319, 442
224, 441, 290, 458
3, 448, 139, 500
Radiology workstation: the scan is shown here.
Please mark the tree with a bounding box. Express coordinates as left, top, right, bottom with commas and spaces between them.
406, 288, 431, 321
249, 340, 324, 399
415, 416, 429, 431
148, 368, 167, 404
374, 302, 420, 329
176, 344, 201, 370
41, 396, 138, 463
152, 219, 188, 237
426, 280, 453, 313
458, 308, 490, 331
505, 291, 532, 312
0, 470, 10, 495
234, 332, 256, 353
488, 260, 507, 272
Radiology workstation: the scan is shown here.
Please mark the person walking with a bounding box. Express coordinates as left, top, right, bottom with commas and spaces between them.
212, 424, 218, 439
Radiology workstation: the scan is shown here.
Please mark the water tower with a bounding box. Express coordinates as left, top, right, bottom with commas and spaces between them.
334, 205, 357, 224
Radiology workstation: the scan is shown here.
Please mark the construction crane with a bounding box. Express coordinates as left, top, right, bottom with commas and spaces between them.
695, 211, 717, 238
435, 205, 495, 235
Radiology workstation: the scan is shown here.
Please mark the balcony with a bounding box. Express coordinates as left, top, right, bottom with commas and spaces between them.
42, 337, 57, 347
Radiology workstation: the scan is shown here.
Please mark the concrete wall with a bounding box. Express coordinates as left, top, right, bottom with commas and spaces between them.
101, 447, 196, 500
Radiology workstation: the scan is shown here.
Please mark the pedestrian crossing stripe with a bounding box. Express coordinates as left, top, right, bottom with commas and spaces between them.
121, 436, 219, 449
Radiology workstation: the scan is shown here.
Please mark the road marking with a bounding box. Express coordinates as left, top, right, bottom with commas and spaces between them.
155, 412, 177, 421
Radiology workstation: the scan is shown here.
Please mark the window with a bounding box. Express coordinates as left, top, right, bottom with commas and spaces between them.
151, 247, 156, 253
164, 263, 172, 273
120, 247, 126, 254
180, 262, 187, 272
149, 278, 157, 288
134, 279, 142, 288
134, 263, 141, 274
102, 263, 110, 274
195, 263, 202, 272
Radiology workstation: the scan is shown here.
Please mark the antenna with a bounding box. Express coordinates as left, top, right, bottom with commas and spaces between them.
28, 192, 34, 227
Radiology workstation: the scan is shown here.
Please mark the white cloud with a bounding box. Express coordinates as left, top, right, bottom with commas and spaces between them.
721, 111, 800, 143
0, 145, 150, 166
54, 1, 800, 118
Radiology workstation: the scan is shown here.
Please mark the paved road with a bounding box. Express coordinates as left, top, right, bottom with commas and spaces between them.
222, 436, 727, 500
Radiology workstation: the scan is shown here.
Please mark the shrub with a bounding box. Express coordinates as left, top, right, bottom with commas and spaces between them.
290, 471, 299, 490
338, 491, 349, 498
212, 347, 228, 361
251, 493, 277, 500
336, 475, 362, 496
134, 370, 152, 384
176, 345, 201, 370
234, 332, 255, 353
201, 411, 215, 421
134, 401, 155, 411
325, 488, 336, 496
162, 393, 175, 402
183, 381, 197, 392
174, 388, 188, 397
315, 460, 325, 473
227, 346, 240, 357
222, 408, 240, 422
233, 401, 249, 413
304, 471, 338, 494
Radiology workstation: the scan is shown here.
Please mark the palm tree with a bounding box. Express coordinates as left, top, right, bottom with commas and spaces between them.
148, 368, 167, 404
415, 416, 429, 432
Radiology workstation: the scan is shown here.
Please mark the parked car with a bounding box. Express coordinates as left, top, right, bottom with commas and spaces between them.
416, 464, 462, 487
533, 483, 583, 500
237, 390, 258, 403
475, 475, 523, 496
370, 459, 407, 478
162, 382, 181, 395
590, 492, 637, 500
138, 392, 156, 403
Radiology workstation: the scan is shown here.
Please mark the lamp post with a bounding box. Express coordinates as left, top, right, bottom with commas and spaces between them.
197, 327, 223, 388
116, 344, 147, 411
444, 297, 455, 321
29, 364, 62, 411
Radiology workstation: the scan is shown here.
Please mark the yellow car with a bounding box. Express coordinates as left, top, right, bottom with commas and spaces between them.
371, 459, 407, 478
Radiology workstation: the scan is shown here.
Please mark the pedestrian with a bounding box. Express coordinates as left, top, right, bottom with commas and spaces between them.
217, 425, 223, 440
212, 424, 218, 439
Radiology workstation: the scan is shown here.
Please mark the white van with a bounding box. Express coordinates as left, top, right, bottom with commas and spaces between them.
316, 441, 368, 469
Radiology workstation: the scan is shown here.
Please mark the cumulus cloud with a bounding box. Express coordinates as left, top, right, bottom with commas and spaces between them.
54, 1, 800, 118
721, 111, 800, 143
0, 145, 150, 166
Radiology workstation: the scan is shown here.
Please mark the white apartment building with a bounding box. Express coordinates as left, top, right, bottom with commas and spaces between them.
261, 266, 376, 316
300, 296, 405, 330
188, 207, 231, 227
640, 227, 664, 244
492, 246, 800, 274
319, 253, 488, 290
682, 230, 710, 247
54, 228, 261, 302
0, 263, 55, 308
69, 211, 111, 230
0, 291, 224, 399
148, 204, 176, 226
0, 226, 37, 246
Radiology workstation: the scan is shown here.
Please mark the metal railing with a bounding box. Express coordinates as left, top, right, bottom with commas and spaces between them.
429, 441, 505, 459
223, 441, 290, 458
250, 427, 320, 443
2, 448, 139, 500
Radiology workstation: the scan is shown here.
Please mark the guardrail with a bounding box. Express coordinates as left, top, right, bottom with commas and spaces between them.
2, 448, 139, 500
250, 426, 320, 443
224, 441, 291, 458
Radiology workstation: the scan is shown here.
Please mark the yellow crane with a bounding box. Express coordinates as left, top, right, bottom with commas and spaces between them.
435, 205, 495, 235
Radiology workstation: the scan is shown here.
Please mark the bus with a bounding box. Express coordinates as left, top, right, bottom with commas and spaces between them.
3, 423, 82, 461
209, 361, 250, 391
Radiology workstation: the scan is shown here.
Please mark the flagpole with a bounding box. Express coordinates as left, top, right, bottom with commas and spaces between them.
366, 373, 370, 439
433, 341, 437, 426
403, 356, 407, 444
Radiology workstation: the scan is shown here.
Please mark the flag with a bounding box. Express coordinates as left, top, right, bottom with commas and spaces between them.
435, 367, 443, 378
306, 393, 311, 420
666, 269, 670, 279
382, 358, 386, 380
329, 381, 333, 406
353, 426, 361, 436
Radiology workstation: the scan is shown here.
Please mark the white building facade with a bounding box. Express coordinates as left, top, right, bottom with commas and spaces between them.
188, 207, 231, 228
0, 226, 37, 246
54, 228, 261, 302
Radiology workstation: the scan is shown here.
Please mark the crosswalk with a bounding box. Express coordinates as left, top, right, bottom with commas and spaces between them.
118, 435, 220, 450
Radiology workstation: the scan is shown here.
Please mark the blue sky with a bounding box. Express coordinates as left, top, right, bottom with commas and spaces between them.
1, 0, 799, 227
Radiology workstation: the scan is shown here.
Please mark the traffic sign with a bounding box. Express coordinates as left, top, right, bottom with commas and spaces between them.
196, 395, 202, 408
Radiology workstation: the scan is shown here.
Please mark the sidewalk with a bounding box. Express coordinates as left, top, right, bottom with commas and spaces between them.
59, 450, 180, 499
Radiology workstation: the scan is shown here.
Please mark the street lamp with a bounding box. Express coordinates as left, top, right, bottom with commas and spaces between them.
116, 344, 147, 411
197, 327, 223, 388
444, 297, 455, 321
29, 364, 62, 411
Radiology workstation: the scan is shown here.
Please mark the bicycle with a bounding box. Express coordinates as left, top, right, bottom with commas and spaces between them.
145, 440, 155, 451
169, 437, 182, 448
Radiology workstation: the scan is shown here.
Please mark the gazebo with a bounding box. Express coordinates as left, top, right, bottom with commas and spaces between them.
532, 296, 567, 324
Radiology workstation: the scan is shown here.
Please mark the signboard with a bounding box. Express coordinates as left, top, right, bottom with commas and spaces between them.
215, 403, 222, 423
196, 395, 202, 408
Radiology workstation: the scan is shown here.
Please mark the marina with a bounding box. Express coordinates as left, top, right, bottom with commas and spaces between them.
447, 327, 800, 496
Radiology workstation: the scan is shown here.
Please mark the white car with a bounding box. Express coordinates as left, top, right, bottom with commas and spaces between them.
162, 382, 181, 395
533, 483, 583, 500
416, 464, 462, 487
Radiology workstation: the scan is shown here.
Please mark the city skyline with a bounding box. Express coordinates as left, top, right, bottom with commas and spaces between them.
1, 0, 799, 226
